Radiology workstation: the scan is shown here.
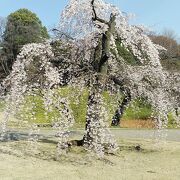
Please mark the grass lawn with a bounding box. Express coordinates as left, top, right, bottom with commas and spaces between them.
0, 136, 180, 180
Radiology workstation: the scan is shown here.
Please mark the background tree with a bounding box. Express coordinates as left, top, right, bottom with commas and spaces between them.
150, 34, 179, 59
1, 8, 49, 76
149, 29, 180, 72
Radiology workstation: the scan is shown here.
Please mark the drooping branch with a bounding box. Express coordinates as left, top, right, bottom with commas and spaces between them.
111, 90, 131, 126
111, 76, 132, 126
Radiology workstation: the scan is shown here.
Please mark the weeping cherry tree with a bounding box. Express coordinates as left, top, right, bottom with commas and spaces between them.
1, 0, 179, 157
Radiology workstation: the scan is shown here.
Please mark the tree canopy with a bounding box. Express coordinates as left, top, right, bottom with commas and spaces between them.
4, 8, 49, 45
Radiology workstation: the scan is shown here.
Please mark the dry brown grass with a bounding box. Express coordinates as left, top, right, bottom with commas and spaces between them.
120, 119, 156, 129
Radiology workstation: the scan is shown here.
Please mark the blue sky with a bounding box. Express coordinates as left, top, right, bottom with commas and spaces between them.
0, 0, 180, 38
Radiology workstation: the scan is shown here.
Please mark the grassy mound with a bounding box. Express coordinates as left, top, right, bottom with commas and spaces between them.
0, 87, 178, 128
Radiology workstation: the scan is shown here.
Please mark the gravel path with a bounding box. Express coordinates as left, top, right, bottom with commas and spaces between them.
2, 128, 180, 142
111, 129, 180, 142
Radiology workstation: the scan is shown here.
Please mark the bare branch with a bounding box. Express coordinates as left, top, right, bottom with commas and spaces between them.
91, 0, 109, 25
52, 28, 74, 40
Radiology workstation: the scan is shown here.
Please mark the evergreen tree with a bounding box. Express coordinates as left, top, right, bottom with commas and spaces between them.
1, 8, 49, 75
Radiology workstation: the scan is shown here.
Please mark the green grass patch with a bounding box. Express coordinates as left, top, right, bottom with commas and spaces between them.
123, 99, 152, 120
0, 87, 178, 128
15, 87, 89, 125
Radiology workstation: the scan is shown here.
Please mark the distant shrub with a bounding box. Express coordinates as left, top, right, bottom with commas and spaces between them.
167, 113, 178, 128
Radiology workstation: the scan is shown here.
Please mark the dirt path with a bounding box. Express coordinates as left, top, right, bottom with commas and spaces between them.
112, 128, 180, 142
6, 127, 180, 142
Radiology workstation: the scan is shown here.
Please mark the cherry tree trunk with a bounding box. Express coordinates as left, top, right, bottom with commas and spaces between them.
83, 12, 116, 145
